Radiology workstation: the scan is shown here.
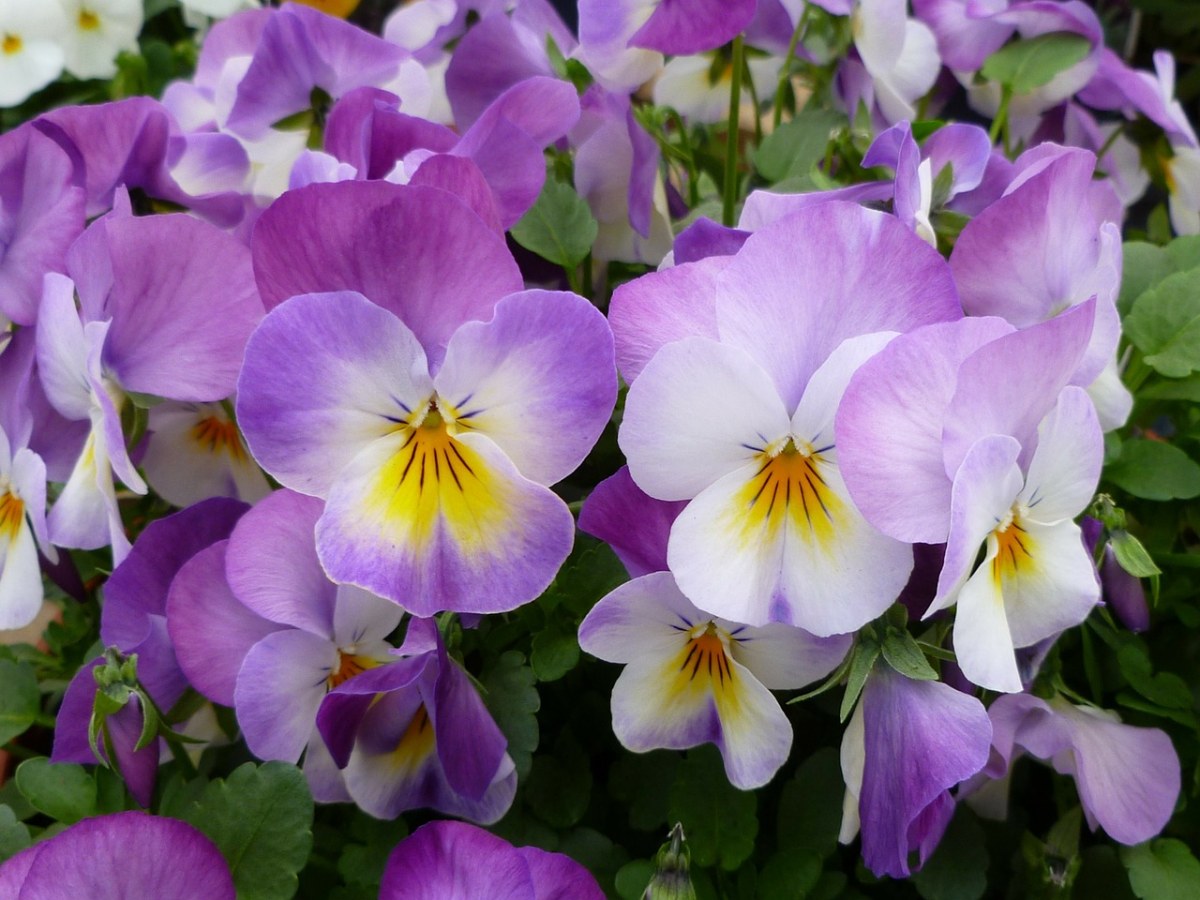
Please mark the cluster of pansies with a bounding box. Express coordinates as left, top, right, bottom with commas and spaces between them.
1, 0, 1198, 897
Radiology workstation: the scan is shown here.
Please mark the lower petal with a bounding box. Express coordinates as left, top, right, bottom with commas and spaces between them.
317, 430, 573, 616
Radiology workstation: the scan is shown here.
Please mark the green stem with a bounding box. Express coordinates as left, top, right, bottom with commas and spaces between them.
773, 9, 809, 129
723, 35, 746, 227
989, 85, 1013, 154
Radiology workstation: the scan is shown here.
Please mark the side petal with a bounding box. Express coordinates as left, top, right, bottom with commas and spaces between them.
234, 628, 338, 763
577, 466, 686, 576
1019, 387, 1102, 523
620, 337, 790, 502
236, 291, 433, 497
433, 289, 616, 486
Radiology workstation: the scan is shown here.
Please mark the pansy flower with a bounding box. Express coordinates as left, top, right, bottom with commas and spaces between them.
239, 182, 616, 615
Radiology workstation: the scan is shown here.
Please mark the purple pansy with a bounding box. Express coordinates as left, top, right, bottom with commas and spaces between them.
317, 618, 516, 822
380, 820, 604, 899
239, 182, 616, 616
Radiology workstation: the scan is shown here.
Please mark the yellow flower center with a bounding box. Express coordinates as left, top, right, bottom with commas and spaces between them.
0, 491, 23, 541
78, 10, 101, 30
190, 414, 248, 462
326, 649, 380, 690
2, 34, 22, 55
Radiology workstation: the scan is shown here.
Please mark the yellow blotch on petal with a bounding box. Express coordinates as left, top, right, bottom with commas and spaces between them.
326, 650, 381, 690
668, 622, 738, 709
78, 10, 101, 30
2, 34, 22, 55
391, 704, 436, 775
0, 492, 23, 542
191, 414, 248, 463
369, 400, 509, 553
990, 512, 1035, 586
734, 439, 843, 547
291, 0, 361, 19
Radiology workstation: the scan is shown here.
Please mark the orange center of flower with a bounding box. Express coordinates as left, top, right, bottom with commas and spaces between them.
78, 10, 101, 30
737, 438, 842, 545
326, 651, 380, 690
191, 415, 248, 462
2, 34, 21, 55
0, 491, 23, 541
991, 514, 1034, 584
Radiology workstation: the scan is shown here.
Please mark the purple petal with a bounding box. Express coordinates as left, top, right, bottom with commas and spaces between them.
234, 628, 337, 762
608, 255, 725, 384
942, 300, 1096, 479
432, 643, 508, 800
236, 291, 433, 498
223, 490, 336, 636
713, 202, 961, 410
167, 541, 282, 707
70, 212, 263, 402
433, 289, 616, 485
630, 0, 756, 56
408, 156, 504, 233
578, 467, 686, 576
380, 821, 534, 900
0, 124, 85, 326
517, 846, 606, 900
4, 812, 234, 900
858, 668, 992, 878
316, 430, 575, 616
324, 87, 456, 179
673, 217, 750, 264
250, 182, 523, 366
837, 317, 1014, 544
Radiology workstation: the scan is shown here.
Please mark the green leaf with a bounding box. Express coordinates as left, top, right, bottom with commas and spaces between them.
880, 629, 938, 681
1105, 439, 1200, 500
0, 805, 31, 863
525, 734, 592, 829
616, 860, 657, 900
0, 660, 39, 746
510, 177, 598, 269
756, 850, 820, 899
980, 32, 1092, 94
530, 622, 581, 682
912, 809, 988, 900
1121, 839, 1200, 900
1117, 644, 1193, 709
776, 748, 843, 859
1125, 267, 1200, 377
1118, 242, 1172, 315
610, 751, 679, 832
544, 537, 628, 617
1139, 375, 1200, 402
1110, 530, 1162, 578
480, 651, 540, 779
184, 761, 314, 900
667, 747, 757, 871
1164, 235, 1200, 273
840, 636, 880, 722
336, 819, 408, 890
752, 108, 843, 183
14, 758, 97, 825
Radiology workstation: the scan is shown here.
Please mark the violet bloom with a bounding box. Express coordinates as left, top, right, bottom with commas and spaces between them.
580, 571, 851, 788
839, 664, 992, 878
614, 202, 961, 635
36, 200, 262, 557
317, 618, 516, 822
298, 75, 581, 229
380, 820, 604, 899
838, 309, 1104, 692
0, 812, 234, 899
168, 489, 403, 802
239, 182, 616, 616
985, 693, 1180, 845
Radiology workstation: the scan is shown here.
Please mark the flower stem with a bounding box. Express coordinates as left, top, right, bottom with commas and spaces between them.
723, 35, 746, 227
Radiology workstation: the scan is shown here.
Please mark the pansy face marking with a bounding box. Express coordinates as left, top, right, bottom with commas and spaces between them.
736, 436, 842, 547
